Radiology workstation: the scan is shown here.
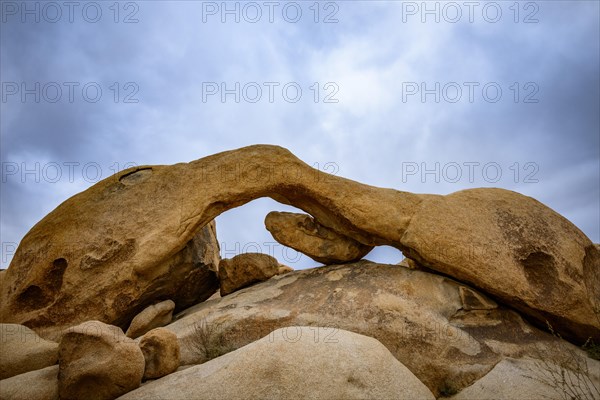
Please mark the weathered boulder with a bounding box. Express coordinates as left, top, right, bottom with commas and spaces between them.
166, 262, 584, 396
278, 265, 294, 274
398, 257, 422, 270
0, 365, 59, 400
1, 145, 597, 342
401, 189, 600, 344
0, 324, 58, 379
0, 219, 219, 338
118, 327, 435, 400
139, 328, 180, 380
126, 299, 175, 338
449, 357, 600, 400
265, 211, 373, 264
218, 253, 280, 296
58, 320, 145, 400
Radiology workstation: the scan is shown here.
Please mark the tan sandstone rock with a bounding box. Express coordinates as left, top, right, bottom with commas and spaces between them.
398, 257, 423, 270
58, 320, 145, 400
1, 145, 597, 342
0, 220, 219, 339
126, 299, 176, 338
265, 211, 373, 264
401, 189, 600, 344
278, 264, 294, 274
218, 253, 280, 296
0, 365, 59, 400
0, 324, 58, 379
118, 327, 435, 400
139, 328, 180, 380
166, 261, 585, 396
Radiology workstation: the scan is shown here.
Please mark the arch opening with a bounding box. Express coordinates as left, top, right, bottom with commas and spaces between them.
216, 198, 350, 270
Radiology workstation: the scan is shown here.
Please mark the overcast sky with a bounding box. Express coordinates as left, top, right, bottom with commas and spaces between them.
1, 0, 599, 270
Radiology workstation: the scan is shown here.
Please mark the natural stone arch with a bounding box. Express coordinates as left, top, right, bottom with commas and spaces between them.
1, 145, 598, 342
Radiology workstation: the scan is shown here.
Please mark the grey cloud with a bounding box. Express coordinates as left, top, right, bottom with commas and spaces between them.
1, 1, 598, 270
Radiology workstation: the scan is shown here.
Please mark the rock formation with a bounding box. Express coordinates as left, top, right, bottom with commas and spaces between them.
1, 220, 219, 338
58, 321, 145, 400
218, 253, 281, 296
126, 299, 176, 338
118, 327, 436, 400
1, 144, 599, 399
0, 324, 58, 379
449, 357, 600, 399
265, 211, 373, 264
167, 261, 597, 395
1, 145, 596, 342
139, 327, 180, 380
0, 365, 59, 400
278, 265, 294, 274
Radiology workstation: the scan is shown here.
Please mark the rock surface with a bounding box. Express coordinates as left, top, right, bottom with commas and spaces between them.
398, 257, 422, 270
265, 211, 373, 264
401, 189, 600, 344
0, 323, 58, 379
1, 220, 219, 339
167, 261, 585, 396
1, 145, 597, 342
126, 299, 175, 338
218, 253, 280, 296
139, 328, 180, 380
118, 327, 435, 400
0, 365, 59, 400
448, 357, 600, 400
58, 321, 145, 400
278, 265, 294, 274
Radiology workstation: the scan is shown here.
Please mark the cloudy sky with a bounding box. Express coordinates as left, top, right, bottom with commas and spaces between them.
1, 0, 598, 269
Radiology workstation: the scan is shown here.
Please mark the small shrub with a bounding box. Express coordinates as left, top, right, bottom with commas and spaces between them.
526, 322, 599, 400
582, 339, 600, 361
186, 318, 237, 363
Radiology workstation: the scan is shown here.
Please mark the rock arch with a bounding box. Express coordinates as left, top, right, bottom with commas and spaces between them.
1, 145, 598, 342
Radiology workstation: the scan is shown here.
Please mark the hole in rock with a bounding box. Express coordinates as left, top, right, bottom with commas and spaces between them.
17, 285, 52, 310
216, 198, 320, 270
47, 258, 68, 291
363, 246, 404, 265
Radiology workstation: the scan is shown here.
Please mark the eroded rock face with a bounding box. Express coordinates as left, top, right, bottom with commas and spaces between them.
1, 145, 597, 342
218, 253, 280, 296
401, 189, 600, 343
126, 300, 175, 339
265, 211, 373, 264
1, 220, 219, 338
58, 321, 145, 400
166, 262, 581, 396
0, 324, 58, 379
119, 327, 436, 400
